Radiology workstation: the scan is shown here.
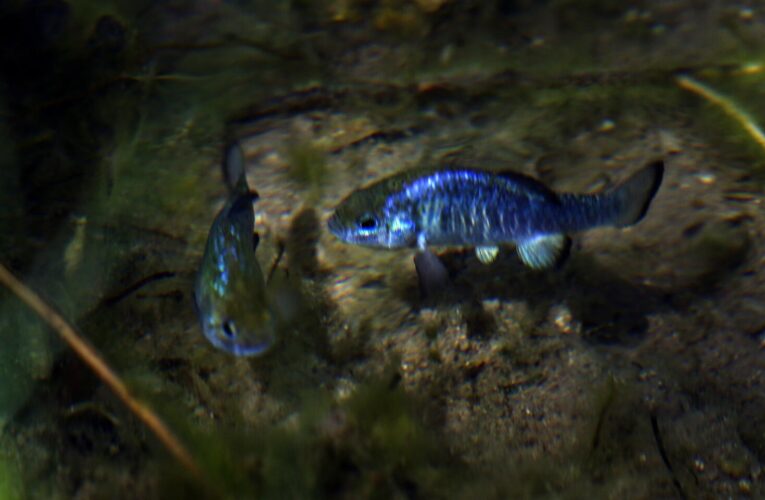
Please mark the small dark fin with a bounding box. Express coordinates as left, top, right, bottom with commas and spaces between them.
612, 160, 664, 227
222, 140, 251, 194
414, 250, 449, 298
266, 241, 286, 284
517, 234, 571, 270
191, 290, 199, 313
252, 232, 260, 251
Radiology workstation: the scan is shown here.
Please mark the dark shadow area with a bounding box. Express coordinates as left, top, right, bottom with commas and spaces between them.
0, 2, 132, 271
394, 247, 686, 347
244, 208, 337, 405
286, 207, 322, 279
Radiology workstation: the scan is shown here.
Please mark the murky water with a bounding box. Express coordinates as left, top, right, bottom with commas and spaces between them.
1, 1, 765, 498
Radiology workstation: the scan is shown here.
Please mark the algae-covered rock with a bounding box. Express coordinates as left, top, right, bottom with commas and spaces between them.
0, 299, 55, 430
0, 435, 23, 499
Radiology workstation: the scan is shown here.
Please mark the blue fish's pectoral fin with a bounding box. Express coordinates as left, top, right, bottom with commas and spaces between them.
475, 246, 499, 264
517, 234, 571, 269
252, 232, 260, 250
414, 250, 449, 298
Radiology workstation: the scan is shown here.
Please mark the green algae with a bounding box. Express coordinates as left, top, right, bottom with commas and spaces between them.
284, 138, 329, 192
144, 375, 462, 499
0, 0, 319, 437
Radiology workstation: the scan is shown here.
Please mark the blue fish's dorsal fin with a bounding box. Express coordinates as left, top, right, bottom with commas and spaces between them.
222, 140, 250, 194
496, 170, 560, 203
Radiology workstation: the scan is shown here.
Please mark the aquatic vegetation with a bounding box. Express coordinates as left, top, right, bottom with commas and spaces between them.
0, 308, 51, 429
0, 437, 22, 500
149, 376, 463, 499
0, 263, 203, 479
284, 137, 329, 191
3, 0, 765, 498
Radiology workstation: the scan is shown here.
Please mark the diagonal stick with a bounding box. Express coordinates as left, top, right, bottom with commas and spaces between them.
0, 262, 203, 479
676, 74, 765, 152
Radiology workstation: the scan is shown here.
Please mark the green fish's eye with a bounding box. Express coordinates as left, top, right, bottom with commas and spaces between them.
357, 214, 378, 230
221, 319, 237, 339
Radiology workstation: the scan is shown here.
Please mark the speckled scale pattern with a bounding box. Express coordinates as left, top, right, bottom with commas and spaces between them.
382, 169, 620, 246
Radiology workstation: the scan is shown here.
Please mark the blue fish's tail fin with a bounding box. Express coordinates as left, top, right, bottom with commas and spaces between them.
611, 160, 664, 227
222, 140, 251, 194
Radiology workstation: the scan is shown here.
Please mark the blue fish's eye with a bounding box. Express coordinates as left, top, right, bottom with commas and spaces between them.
221, 319, 236, 339
357, 215, 377, 230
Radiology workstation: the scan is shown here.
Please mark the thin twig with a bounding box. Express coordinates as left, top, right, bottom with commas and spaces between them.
0, 263, 203, 479
676, 74, 765, 152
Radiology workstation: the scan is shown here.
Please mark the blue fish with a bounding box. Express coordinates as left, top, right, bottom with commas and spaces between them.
193, 142, 277, 356
328, 160, 664, 269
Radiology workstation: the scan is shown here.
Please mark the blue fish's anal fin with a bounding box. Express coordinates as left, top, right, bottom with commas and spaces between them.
517, 234, 571, 269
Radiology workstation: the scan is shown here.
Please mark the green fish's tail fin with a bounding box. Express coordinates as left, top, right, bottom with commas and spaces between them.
222, 140, 251, 194
611, 160, 664, 227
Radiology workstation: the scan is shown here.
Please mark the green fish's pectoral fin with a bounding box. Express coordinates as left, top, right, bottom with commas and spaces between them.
517, 234, 571, 269
226, 191, 259, 220
266, 241, 286, 284
191, 290, 200, 314
475, 246, 499, 264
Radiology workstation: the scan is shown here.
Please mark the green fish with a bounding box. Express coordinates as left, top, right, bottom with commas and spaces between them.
193, 142, 277, 356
